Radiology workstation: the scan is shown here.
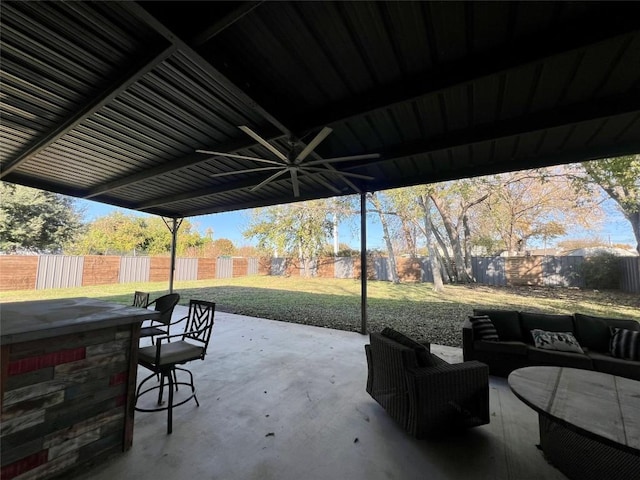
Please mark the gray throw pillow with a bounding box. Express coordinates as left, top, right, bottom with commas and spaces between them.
531, 329, 584, 354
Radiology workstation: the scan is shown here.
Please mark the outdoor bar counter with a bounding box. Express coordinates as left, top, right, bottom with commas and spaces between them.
1, 297, 159, 479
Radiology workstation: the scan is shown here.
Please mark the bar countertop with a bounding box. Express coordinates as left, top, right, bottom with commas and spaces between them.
0, 297, 160, 345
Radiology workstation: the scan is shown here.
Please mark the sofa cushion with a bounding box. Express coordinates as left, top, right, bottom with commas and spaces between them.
574, 313, 640, 353
531, 329, 584, 354
468, 315, 499, 341
381, 327, 436, 367
609, 328, 640, 361
520, 312, 575, 344
526, 346, 593, 370
473, 309, 522, 341
474, 340, 528, 356
587, 351, 640, 381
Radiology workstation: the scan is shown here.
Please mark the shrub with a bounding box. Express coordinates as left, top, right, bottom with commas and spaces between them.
580, 252, 621, 290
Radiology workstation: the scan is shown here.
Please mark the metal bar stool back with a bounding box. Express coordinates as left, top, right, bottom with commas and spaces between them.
135, 299, 216, 434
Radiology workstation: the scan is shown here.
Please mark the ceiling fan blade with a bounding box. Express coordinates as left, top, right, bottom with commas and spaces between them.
302, 153, 381, 167
295, 126, 333, 163
290, 168, 300, 197
239, 125, 287, 162
196, 150, 283, 166
209, 166, 282, 178
324, 164, 361, 193
250, 168, 288, 192
301, 166, 375, 180
309, 174, 341, 194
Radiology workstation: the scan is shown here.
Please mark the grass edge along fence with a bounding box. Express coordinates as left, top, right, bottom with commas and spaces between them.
1, 254, 638, 294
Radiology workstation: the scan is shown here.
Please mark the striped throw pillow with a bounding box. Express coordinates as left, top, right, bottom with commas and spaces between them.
469, 315, 499, 341
610, 328, 640, 361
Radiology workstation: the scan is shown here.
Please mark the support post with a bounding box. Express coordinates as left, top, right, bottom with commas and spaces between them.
163, 217, 183, 294
360, 193, 368, 335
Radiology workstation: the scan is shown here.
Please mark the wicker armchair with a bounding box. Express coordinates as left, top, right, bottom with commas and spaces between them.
365, 330, 490, 438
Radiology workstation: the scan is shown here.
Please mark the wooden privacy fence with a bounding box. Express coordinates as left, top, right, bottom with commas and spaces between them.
2, 255, 638, 294
268, 255, 640, 293
0, 255, 266, 291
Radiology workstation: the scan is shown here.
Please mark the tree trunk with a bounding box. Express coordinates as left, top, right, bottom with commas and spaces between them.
430, 194, 473, 283
628, 211, 640, 255
429, 216, 456, 282
417, 196, 444, 292
401, 217, 417, 257
462, 212, 473, 278
369, 193, 399, 284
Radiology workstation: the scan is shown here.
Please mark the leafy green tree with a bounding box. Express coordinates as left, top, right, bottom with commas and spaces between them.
212, 238, 236, 256
243, 200, 334, 276
70, 211, 146, 255
0, 183, 84, 253
71, 213, 205, 256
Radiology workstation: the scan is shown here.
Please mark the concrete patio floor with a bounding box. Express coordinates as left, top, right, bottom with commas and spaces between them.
76, 306, 567, 480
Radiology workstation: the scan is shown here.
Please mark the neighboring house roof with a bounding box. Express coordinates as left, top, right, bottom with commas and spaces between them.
566, 247, 639, 257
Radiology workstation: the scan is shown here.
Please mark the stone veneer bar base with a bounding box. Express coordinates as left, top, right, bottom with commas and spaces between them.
1, 323, 140, 480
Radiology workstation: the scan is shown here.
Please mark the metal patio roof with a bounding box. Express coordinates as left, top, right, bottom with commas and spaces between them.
1, 1, 639, 219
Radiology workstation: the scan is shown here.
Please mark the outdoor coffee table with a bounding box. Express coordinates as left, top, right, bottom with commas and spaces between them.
508, 366, 640, 480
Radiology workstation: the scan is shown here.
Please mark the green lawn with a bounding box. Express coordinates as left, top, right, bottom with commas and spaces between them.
2, 276, 638, 347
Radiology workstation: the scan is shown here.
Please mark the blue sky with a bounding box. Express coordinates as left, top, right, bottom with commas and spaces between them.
77, 195, 636, 252
77, 198, 379, 248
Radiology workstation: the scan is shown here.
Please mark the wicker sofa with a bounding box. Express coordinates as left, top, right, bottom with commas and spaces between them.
365, 328, 490, 439
463, 309, 640, 380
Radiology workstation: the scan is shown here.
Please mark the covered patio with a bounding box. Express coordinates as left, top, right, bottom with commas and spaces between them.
75, 306, 565, 480
2, 2, 639, 479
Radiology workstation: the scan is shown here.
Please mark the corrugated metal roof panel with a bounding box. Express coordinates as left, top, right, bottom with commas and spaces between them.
1, 1, 639, 218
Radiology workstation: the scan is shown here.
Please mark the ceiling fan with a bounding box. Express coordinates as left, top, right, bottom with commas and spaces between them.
196, 126, 380, 197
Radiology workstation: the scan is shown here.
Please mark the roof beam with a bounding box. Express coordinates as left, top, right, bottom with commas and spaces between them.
291, 10, 640, 133
123, 2, 290, 136
365, 141, 640, 195
135, 165, 358, 211
372, 94, 640, 165
0, 43, 176, 179
82, 127, 283, 198
190, 1, 264, 47
175, 188, 341, 218
136, 177, 265, 210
